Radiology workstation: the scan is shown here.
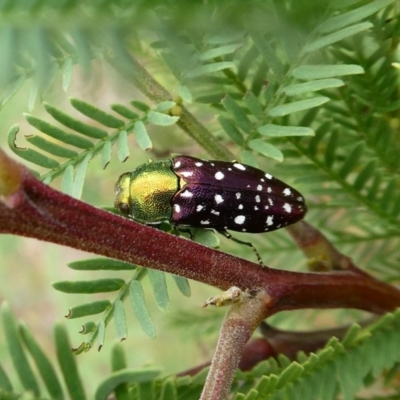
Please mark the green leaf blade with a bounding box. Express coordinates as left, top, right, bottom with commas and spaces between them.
243, 91, 264, 119
117, 130, 130, 162
72, 153, 92, 199
110, 104, 139, 120
68, 258, 137, 271
319, 0, 396, 33
222, 94, 252, 132
101, 140, 112, 169
97, 321, 105, 351
52, 279, 125, 294
44, 102, 108, 139
147, 111, 179, 126
186, 61, 235, 78
133, 120, 152, 151
80, 322, 96, 335
338, 142, 364, 179
268, 97, 329, 117
129, 280, 156, 338
304, 22, 373, 52
61, 165, 74, 195
155, 101, 176, 112
258, 124, 314, 137
292, 65, 364, 80
67, 300, 111, 319
1, 303, 40, 397
192, 229, 220, 248
325, 131, 339, 168
248, 139, 283, 162
217, 115, 244, 146
0, 364, 13, 392
8, 126, 60, 169
352, 160, 377, 192
114, 300, 128, 341
25, 135, 78, 159
147, 269, 170, 312
249, 29, 284, 77
176, 85, 193, 103
282, 79, 344, 96
54, 323, 87, 400
199, 43, 241, 61
130, 100, 150, 112
95, 368, 160, 400
25, 114, 94, 149
160, 378, 178, 400
111, 344, 130, 399
19, 323, 65, 400
172, 275, 191, 297
70, 98, 125, 128
62, 57, 73, 92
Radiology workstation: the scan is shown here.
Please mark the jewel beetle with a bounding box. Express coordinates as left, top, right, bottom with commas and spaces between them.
114, 155, 307, 263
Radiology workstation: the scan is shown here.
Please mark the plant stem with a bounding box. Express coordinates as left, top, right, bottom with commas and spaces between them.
0, 150, 400, 315
107, 53, 235, 161
201, 290, 271, 400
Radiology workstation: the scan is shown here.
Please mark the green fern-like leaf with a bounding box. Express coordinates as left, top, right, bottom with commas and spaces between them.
234, 310, 400, 400
7, 98, 181, 194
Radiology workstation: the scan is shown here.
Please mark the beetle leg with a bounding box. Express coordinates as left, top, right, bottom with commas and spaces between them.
218, 230, 264, 267
173, 224, 194, 240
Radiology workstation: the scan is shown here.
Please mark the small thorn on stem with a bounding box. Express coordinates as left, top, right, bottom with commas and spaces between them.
203, 286, 246, 308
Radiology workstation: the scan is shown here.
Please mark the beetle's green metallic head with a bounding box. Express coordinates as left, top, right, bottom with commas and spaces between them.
114, 159, 179, 224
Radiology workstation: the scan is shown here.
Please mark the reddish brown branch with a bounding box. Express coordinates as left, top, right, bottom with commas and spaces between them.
1, 149, 400, 317
200, 290, 271, 400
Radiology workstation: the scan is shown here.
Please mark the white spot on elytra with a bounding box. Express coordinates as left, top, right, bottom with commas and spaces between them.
211, 163, 215, 166
215, 171, 224, 180
264, 205, 269, 210
283, 203, 292, 213
234, 215, 245, 225
297, 196, 303, 202
174, 204, 181, 213
257, 184, 263, 191
196, 205, 204, 212
211, 209, 220, 215
238, 204, 243, 210
236, 192, 241, 199
242, 229, 247, 232
255, 195, 261, 203
260, 178, 265, 182
233, 163, 246, 171
181, 171, 193, 178
195, 162, 203, 167
267, 187, 272, 193
265, 173, 273, 179
174, 161, 181, 168
266, 216, 274, 226
283, 188, 292, 196
228, 168, 232, 171
247, 185, 251, 188
215, 194, 224, 204
201, 220, 210, 225
268, 198, 274, 206
254, 206, 259, 210
180, 190, 193, 198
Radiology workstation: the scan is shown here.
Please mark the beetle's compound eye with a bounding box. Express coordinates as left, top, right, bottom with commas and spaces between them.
114, 172, 131, 215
